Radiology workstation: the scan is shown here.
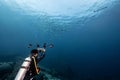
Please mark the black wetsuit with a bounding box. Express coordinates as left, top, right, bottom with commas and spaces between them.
24, 53, 45, 80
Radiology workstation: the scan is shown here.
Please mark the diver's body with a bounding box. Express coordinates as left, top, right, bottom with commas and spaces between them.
24, 49, 45, 80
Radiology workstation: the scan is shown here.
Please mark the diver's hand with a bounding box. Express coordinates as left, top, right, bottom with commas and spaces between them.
37, 48, 46, 53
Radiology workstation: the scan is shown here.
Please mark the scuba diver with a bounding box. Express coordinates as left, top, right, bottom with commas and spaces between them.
24, 48, 45, 80
15, 43, 53, 80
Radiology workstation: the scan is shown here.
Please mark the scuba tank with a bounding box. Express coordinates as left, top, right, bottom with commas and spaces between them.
14, 57, 31, 80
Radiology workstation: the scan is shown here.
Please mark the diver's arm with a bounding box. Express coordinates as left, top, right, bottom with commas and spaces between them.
32, 57, 39, 74
37, 47, 46, 62
37, 53, 45, 62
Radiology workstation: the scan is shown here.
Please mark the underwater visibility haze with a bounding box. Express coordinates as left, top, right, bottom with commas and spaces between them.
0, 0, 120, 80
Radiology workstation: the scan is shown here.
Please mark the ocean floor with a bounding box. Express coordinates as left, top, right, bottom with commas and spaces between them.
0, 58, 64, 80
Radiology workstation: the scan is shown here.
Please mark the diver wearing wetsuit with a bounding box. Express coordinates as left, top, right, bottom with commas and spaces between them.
24, 49, 45, 80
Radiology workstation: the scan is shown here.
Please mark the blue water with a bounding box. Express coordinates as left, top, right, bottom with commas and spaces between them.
0, 0, 120, 80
